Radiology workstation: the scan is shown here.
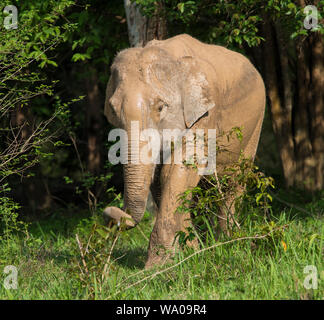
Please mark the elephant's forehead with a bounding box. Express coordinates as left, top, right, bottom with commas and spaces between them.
114, 47, 141, 63
111, 60, 141, 82
110, 50, 141, 78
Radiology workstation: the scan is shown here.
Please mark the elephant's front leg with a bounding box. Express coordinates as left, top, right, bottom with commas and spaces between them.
145, 164, 200, 269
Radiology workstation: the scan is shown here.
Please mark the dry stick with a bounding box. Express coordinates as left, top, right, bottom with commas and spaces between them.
69, 134, 84, 174
2, 40, 59, 83
84, 233, 94, 254
87, 188, 97, 215
102, 231, 121, 282
201, 176, 227, 224
111, 253, 127, 265
204, 173, 241, 230
108, 224, 289, 299
0, 113, 57, 169
76, 234, 89, 276
69, 133, 97, 213
114, 268, 147, 290
137, 224, 150, 242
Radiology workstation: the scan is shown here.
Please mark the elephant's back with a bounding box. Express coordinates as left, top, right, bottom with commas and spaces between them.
147, 34, 265, 121
145, 34, 199, 58
203, 44, 265, 111
147, 35, 263, 97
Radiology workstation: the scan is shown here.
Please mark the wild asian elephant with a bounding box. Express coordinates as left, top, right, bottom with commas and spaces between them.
103, 34, 265, 268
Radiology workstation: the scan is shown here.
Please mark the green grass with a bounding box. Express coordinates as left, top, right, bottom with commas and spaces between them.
0, 195, 323, 300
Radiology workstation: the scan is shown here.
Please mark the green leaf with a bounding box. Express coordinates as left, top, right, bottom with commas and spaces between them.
46, 60, 58, 67
308, 233, 319, 249
71, 53, 91, 62
287, 3, 296, 10
178, 3, 185, 13
96, 227, 109, 239
255, 193, 263, 204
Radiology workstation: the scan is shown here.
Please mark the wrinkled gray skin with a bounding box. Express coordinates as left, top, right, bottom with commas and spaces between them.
104, 34, 265, 268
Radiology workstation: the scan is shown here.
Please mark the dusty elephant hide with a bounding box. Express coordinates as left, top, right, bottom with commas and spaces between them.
104, 34, 266, 268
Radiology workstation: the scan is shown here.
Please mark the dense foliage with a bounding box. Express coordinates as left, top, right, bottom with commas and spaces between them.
0, 1, 128, 224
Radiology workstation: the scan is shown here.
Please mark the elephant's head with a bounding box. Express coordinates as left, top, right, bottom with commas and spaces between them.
104, 45, 215, 225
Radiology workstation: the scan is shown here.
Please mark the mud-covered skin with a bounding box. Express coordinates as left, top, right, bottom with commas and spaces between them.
104, 34, 266, 268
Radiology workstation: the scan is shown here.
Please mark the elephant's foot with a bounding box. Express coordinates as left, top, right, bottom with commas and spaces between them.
144, 253, 172, 270
145, 218, 200, 269
145, 238, 199, 269
103, 206, 135, 228
145, 247, 174, 270
145, 234, 176, 269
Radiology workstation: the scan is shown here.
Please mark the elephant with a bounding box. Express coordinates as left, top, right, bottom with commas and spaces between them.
104, 34, 265, 268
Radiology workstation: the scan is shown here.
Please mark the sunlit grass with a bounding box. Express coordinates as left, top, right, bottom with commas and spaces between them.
0, 196, 323, 300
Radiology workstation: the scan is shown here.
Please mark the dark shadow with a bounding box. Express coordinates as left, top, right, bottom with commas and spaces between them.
112, 247, 147, 270
11, 210, 94, 268
270, 188, 324, 221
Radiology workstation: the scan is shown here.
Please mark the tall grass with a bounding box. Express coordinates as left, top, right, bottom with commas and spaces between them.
0, 194, 323, 300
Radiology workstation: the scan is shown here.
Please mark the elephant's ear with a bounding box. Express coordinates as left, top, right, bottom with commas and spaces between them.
179, 56, 215, 128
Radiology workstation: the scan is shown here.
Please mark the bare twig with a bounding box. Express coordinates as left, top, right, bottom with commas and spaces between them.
76, 234, 89, 277
69, 133, 98, 213
0, 112, 59, 183
102, 231, 121, 282
1, 40, 60, 83
203, 173, 241, 230
69, 133, 84, 174
137, 224, 150, 242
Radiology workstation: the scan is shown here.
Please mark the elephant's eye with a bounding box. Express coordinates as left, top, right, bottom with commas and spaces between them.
158, 103, 167, 112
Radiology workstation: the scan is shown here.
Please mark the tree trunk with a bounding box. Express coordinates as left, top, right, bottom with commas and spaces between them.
295, 36, 314, 188
260, 12, 324, 192
86, 69, 103, 175
262, 19, 296, 187
124, 0, 167, 47
309, 32, 324, 190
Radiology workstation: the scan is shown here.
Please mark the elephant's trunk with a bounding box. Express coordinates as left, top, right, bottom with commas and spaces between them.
123, 137, 154, 225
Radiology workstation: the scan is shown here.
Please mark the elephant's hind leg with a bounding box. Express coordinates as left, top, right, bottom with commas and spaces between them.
217, 183, 244, 237
145, 163, 200, 269
217, 116, 264, 236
